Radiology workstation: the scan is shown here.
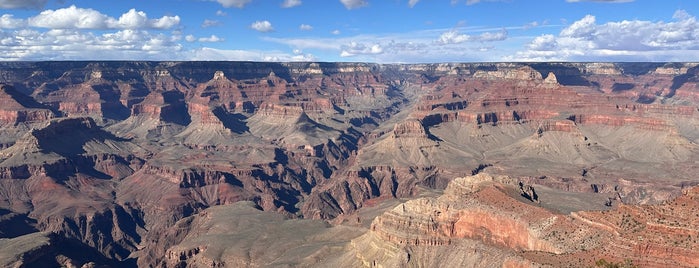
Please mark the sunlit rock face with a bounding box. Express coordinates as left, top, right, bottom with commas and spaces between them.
0, 61, 699, 267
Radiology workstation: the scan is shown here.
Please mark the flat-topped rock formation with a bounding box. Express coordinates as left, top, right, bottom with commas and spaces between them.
0, 61, 697, 267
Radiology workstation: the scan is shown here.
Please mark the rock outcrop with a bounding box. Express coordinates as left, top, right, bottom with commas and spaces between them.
339, 173, 699, 267
0, 61, 697, 267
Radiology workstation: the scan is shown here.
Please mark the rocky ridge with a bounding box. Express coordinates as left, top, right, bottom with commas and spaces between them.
0, 61, 698, 266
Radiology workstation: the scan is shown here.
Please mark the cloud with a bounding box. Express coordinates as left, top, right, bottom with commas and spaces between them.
251, 20, 274, 32
216, 10, 227, 16
282, 0, 302, 8
331, 29, 341, 35
0, 4, 321, 62
340, 41, 383, 57
0, 14, 26, 28
340, 0, 367, 10
211, 0, 252, 8
0, 0, 47, 9
408, 0, 419, 8
202, 19, 222, 28
115, 9, 180, 29
199, 35, 224, 42
299, 24, 313, 31
0, 28, 183, 60
263, 28, 510, 62
513, 10, 699, 61
436, 28, 507, 44
459, 0, 508, 5
523, 21, 539, 30
24, 6, 179, 30
28, 5, 110, 29
188, 47, 315, 62
566, 0, 634, 3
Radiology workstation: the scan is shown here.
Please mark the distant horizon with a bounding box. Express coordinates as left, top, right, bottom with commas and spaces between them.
0, 0, 697, 62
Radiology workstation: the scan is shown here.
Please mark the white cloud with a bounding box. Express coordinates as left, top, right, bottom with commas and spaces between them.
513, 10, 699, 61
0, 28, 183, 60
25, 5, 179, 30
263, 28, 516, 63
566, 0, 634, 2
299, 24, 313, 31
0, 5, 322, 62
216, 10, 227, 16
408, 0, 419, 8
340, 41, 383, 57
340, 0, 367, 10
0, 14, 26, 28
202, 19, 222, 28
29, 5, 110, 29
331, 29, 341, 35
448, 0, 511, 5
523, 21, 539, 30
188, 47, 315, 62
251, 20, 274, 32
147, 14, 180, 29
282, 0, 302, 8
199, 35, 224, 42
436, 28, 507, 44
211, 0, 252, 8
0, 0, 46, 9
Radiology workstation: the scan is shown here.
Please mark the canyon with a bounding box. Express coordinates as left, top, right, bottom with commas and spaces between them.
0, 61, 698, 267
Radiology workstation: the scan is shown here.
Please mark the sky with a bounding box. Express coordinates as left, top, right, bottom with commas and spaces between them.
0, 0, 697, 62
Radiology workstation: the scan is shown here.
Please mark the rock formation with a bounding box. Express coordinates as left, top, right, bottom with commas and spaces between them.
0, 61, 697, 266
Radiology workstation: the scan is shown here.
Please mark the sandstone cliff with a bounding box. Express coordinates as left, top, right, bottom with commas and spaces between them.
0, 61, 697, 267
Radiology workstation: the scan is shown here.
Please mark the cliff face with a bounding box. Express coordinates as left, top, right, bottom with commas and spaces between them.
0, 61, 698, 267
340, 173, 699, 268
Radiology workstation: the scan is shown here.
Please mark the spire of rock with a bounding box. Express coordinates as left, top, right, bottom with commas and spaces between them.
213, 71, 226, 80
90, 70, 102, 79
544, 72, 558, 84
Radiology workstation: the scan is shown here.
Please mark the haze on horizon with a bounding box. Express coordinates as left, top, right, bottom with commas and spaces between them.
0, 0, 697, 63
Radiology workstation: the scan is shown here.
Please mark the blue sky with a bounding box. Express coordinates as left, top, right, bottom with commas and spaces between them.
0, 0, 697, 62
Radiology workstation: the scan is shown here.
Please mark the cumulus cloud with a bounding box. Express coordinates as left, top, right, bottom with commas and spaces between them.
24, 6, 179, 30
566, 0, 634, 2
436, 29, 507, 44
211, 0, 252, 8
185, 34, 196, 42
408, 0, 419, 8
202, 19, 222, 28
340, 0, 367, 10
513, 10, 699, 61
340, 41, 382, 57
282, 0, 302, 8
523, 21, 539, 30
199, 35, 224, 42
0, 28, 183, 60
459, 0, 508, 5
264, 28, 513, 63
299, 24, 313, 31
188, 47, 315, 62
0, 14, 26, 28
215, 10, 227, 16
250, 20, 274, 32
0, 0, 46, 9
28, 6, 110, 29
331, 29, 341, 35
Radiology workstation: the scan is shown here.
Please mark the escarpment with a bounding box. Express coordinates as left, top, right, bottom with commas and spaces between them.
339, 173, 699, 267
0, 61, 698, 267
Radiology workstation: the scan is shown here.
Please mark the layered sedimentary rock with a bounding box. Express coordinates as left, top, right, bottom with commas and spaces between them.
339, 173, 699, 267
0, 61, 698, 266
